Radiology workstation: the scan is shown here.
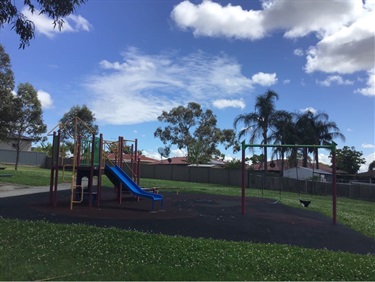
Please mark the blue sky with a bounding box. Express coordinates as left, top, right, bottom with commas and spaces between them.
1, 0, 374, 171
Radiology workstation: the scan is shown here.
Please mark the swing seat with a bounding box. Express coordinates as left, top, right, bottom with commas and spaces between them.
299, 199, 311, 207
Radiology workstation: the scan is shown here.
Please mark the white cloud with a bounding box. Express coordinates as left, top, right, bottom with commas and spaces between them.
172, 1, 374, 79
300, 107, 317, 114
171, 1, 265, 40
21, 8, 92, 38
250, 72, 278, 86
293, 49, 304, 57
362, 143, 375, 149
316, 75, 354, 87
68, 14, 92, 32
355, 69, 375, 96
85, 48, 254, 125
213, 99, 245, 109
282, 79, 291, 85
171, 148, 187, 157
347, 128, 352, 132
37, 90, 54, 109
143, 150, 162, 161
305, 22, 374, 74
304, 3, 374, 74
317, 153, 331, 166
171, 0, 362, 40
359, 151, 375, 172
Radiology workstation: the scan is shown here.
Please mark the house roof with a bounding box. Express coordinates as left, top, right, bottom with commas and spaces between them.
106, 153, 158, 164
357, 170, 375, 178
5, 135, 34, 141
158, 157, 188, 165
157, 157, 226, 166
251, 159, 347, 174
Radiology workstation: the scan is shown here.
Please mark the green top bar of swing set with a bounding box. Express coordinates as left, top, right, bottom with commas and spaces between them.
241, 140, 337, 151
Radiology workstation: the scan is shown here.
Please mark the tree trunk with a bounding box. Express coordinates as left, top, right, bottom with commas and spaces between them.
15, 141, 20, 171
263, 130, 268, 175
302, 148, 308, 167
280, 149, 285, 177
315, 148, 320, 169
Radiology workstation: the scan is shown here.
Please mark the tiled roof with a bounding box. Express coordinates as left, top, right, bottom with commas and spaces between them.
157, 157, 226, 166
158, 157, 188, 165
106, 153, 158, 163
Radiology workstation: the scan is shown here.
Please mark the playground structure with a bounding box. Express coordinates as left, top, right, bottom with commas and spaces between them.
241, 140, 338, 224
48, 117, 163, 211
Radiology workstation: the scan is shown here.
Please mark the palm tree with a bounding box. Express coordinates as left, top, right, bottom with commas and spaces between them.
268, 110, 295, 174
295, 111, 315, 167
312, 114, 345, 168
234, 90, 279, 174
295, 110, 345, 168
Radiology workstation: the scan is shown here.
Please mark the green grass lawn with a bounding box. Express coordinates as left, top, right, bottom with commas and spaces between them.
0, 165, 374, 281
0, 164, 73, 186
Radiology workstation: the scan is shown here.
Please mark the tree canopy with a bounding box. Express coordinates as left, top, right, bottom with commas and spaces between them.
292, 110, 345, 168
11, 82, 47, 169
59, 105, 99, 142
234, 90, 345, 170
368, 160, 375, 171
0, 44, 15, 141
0, 0, 87, 48
234, 90, 279, 173
154, 102, 238, 164
334, 146, 366, 174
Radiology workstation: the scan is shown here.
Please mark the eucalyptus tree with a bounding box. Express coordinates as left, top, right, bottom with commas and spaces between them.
59, 105, 99, 142
154, 102, 238, 164
233, 90, 279, 174
0, 0, 88, 48
0, 44, 15, 141
11, 83, 47, 170
59, 105, 99, 155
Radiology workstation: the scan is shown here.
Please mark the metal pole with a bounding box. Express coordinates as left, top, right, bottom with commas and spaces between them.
88, 133, 95, 208
241, 141, 246, 215
53, 130, 61, 207
331, 144, 337, 225
49, 131, 56, 206
97, 133, 103, 207
118, 136, 123, 205
135, 138, 138, 183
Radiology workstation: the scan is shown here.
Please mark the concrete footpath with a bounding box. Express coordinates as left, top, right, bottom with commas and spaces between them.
0, 182, 71, 198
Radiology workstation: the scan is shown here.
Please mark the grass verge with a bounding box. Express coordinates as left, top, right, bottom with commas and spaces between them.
0, 165, 374, 280
0, 219, 374, 281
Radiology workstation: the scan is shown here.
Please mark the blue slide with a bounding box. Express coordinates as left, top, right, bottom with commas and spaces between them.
105, 164, 163, 211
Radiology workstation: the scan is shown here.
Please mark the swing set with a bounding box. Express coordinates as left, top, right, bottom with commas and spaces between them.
241, 140, 338, 224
